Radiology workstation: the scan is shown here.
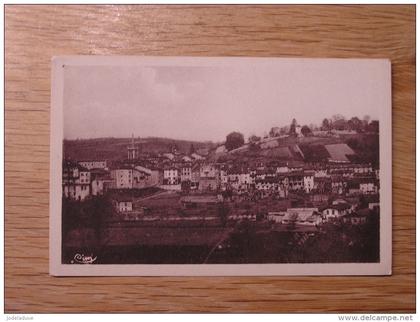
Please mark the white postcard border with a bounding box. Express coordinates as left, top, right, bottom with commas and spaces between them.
49, 56, 392, 276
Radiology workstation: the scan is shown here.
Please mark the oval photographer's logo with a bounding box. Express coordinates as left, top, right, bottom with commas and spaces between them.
71, 253, 97, 264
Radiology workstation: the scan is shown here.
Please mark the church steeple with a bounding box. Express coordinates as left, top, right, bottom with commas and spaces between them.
127, 134, 139, 160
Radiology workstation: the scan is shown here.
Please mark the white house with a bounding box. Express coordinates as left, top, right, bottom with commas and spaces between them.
78, 160, 107, 170
180, 165, 192, 182
359, 180, 378, 194
62, 161, 91, 201
314, 168, 328, 178
113, 168, 134, 189
114, 199, 133, 213
90, 168, 111, 196
182, 156, 192, 162
322, 203, 352, 220
303, 171, 315, 193
220, 169, 228, 185
255, 179, 278, 192
163, 167, 179, 185
276, 165, 289, 174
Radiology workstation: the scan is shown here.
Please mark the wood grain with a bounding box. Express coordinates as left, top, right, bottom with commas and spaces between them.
5, 4, 415, 313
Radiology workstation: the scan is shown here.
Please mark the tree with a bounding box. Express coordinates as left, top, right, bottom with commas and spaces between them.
332, 114, 345, 122
322, 118, 331, 131
332, 118, 348, 131
367, 120, 379, 133
289, 118, 298, 135
225, 132, 245, 151
248, 135, 261, 144
348, 117, 363, 132
269, 127, 280, 137
301, 125, 312, 137
280, 126, 289, 135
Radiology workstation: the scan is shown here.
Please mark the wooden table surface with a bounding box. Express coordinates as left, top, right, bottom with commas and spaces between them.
5, 5, 415, 313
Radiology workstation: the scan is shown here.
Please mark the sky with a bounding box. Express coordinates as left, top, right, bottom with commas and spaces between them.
63, 59, 387, 142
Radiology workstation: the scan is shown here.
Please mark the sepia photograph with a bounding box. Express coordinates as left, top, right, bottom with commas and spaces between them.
50, 56, 391, 275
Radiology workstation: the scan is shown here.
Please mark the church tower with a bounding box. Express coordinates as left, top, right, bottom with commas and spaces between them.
127, 134, 139, 160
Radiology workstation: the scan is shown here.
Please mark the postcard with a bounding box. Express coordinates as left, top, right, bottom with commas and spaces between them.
50, 56, 392, 276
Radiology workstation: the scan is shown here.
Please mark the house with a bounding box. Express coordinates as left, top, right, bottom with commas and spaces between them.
180, 164, 192, 182
278, 176, 289, 198
181, 156, 192, 162
322, 203, 352, 220
220, 168, 228, 185
342, 209, 370, 225
282, 208, 322, 226
255, 177, 279, 192
112, 167, 134, 189
288, 160, 305, 172
78, 160, 107, 170
359, 177, 379, 194
227, 167, 251, 191
313, 176, 332, 194
267, 211, 287, 223
314, 167, 328, 178
255, 168, 277, 180
200, 164, 218, 178
191, 152, 205, 161
310, 193, 329, 204
134, 165, 162, 186
114, 198, 133, 213
132, 168, 153, 188
331, 176, 347, 195
190, 163, 201, 190
199, 164, 219, 191
163, 153, 175, 160
287, 171, 304, 191
62, 160, 91, 201
90, 168, 112, 196
329, 164, 353, 177
303, 170, 315, 193
276, 164, 289, 174
163, 167, 180, 185
347, 179, 361, 195
353, 164, 373, 174
110, 165, 154, 189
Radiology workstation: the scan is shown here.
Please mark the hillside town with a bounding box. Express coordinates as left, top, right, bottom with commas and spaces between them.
62, 116, 380, 264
